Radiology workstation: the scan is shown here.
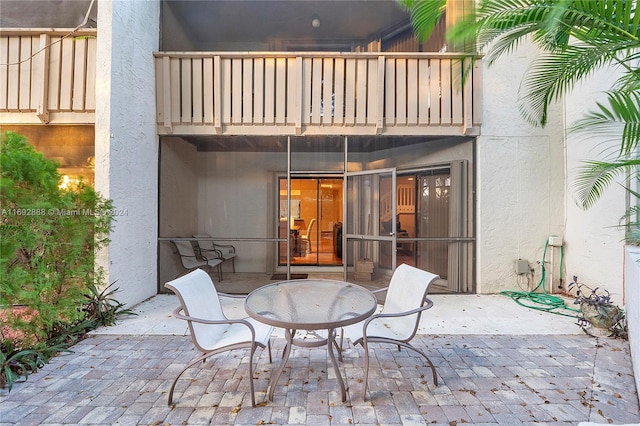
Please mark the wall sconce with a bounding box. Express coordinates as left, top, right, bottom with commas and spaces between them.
311, 13, 321, 28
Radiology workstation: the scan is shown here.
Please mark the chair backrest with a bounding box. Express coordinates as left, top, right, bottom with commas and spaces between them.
193, 233, 214, 252
306, 218, 316, 236
164, 269, 226, 349
171, 240, 204, 269
381, 263, 439, 337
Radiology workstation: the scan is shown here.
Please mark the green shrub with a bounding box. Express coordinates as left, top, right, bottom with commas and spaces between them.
0, 131, 113, 346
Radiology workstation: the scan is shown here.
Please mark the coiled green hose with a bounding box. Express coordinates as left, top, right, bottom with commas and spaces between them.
501, 240, 579, 317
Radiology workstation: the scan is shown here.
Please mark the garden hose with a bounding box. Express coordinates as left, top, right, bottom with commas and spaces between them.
501, 240, 579, 317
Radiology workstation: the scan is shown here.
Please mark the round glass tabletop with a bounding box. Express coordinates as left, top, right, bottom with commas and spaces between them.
244, 279, 377, 330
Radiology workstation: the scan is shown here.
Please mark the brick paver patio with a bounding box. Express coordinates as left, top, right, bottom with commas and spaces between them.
1, 332, 638, 425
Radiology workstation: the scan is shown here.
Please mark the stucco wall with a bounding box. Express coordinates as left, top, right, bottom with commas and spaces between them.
564, 68, 626, 304
95, 0, 160, 307
476, 42, 566, 294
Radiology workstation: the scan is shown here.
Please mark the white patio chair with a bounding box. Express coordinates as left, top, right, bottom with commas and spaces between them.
171, 239, 223, 282
193, 233, 237, 277
342, 263, 439, 400
164, 268, 273, 407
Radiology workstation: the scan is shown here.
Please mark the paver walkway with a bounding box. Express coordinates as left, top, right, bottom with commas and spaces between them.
1, 333, 638, 425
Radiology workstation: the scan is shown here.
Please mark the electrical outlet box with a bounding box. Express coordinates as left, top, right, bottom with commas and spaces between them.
548, 236, 563, 247
514, 259, 529, 275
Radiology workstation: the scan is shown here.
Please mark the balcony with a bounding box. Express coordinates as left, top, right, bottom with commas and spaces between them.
154, 52, 482, 137
0, 29, 97, 124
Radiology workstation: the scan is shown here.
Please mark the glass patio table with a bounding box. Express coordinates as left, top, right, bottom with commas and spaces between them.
244, 279, 377, 401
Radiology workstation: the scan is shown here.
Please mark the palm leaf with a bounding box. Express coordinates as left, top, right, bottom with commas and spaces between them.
396, 0, 447, 44
572, 90, 640, 155
575, 158, 640, 209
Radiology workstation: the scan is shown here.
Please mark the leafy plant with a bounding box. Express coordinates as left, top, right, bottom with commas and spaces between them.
0, 339, 69, 391
569, 275, 627, 338
399, 0, 640, 243
0, 131, 114, 346
83, 281, 136, 328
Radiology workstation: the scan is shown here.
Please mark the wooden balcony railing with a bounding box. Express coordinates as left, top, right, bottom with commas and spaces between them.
0, 29, 97, 124
154, 52, 482, 137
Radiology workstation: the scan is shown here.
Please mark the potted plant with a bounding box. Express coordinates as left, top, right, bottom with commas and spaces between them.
569, 276, 627, 338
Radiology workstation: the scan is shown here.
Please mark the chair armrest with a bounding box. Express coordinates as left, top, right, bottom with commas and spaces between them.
218, 292, 246, 299
214, 243, 236, 254
201, 251, 223, 261
362, 297, 434, 328
371, 287, 388, 295
172, 306, 256, 331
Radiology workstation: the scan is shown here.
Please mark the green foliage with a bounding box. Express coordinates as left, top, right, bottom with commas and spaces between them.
400, 0, 640, 242
0, 131, 113, 345
0, 338, 68, 391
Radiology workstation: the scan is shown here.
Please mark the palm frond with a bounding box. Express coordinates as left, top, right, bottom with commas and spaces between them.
572, 90, 640, 155
396, 0, 447, 44
575, 158, 640, 209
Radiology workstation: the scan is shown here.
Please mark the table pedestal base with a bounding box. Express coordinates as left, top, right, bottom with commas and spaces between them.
267, 328, 346, 402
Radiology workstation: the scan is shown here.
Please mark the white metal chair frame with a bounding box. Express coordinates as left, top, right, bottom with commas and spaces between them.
342, 264, 439, 400
171, 239, 223, 281
193, 233, 237, 277
164, 269, 273, 407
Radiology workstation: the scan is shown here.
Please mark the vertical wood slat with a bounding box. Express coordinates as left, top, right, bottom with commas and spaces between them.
30, 37, 40, 109
440, 59, 452, 125
7, 36, 20, 110
333, 58, 345, 125
385, 58, 395, 125
161, 56, 171, 130
429, 59, 440, 124
154, 57, 164, 125
47, 36, 61, 110
19, 36, 31, 110
213, 55, 222, 131
170, 58, 181, 125
34, 34, 50, 122
311, 57, 322, 124
451, 59, 463, 125
366, 58, 377, 126
286, 58, 296, 125
344, 58, 356, 125
275, 57, 286, 124
85, 37, 96, 110
294, 57, 303, 132
0, 37, 8, 110
418, 59, 429, 125
181, 58, 192, 123
253, 58, 264, 124
203, 57, 214, 125
231, 58, 242, 124
302, 57, 312, 125
355, 58, 367, 125
222, 58, 232, 124
192, 58, 203, 123
472, 58, 483, 126
72, 38, 87, 111
59, 37, 74, 111
322, 57, 333, 125
407, 59, 418, 125
376, 56, 385, 131
242, 57, 253, 124
395, 58, 407, 125
264, 58, 275, 124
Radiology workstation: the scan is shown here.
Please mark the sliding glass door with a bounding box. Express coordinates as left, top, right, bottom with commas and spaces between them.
278, 176, 343, 266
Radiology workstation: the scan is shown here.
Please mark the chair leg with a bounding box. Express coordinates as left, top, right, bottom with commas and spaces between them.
232, 257, 236, 273
167, 352, 211, 405
362, 338, 371, 400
